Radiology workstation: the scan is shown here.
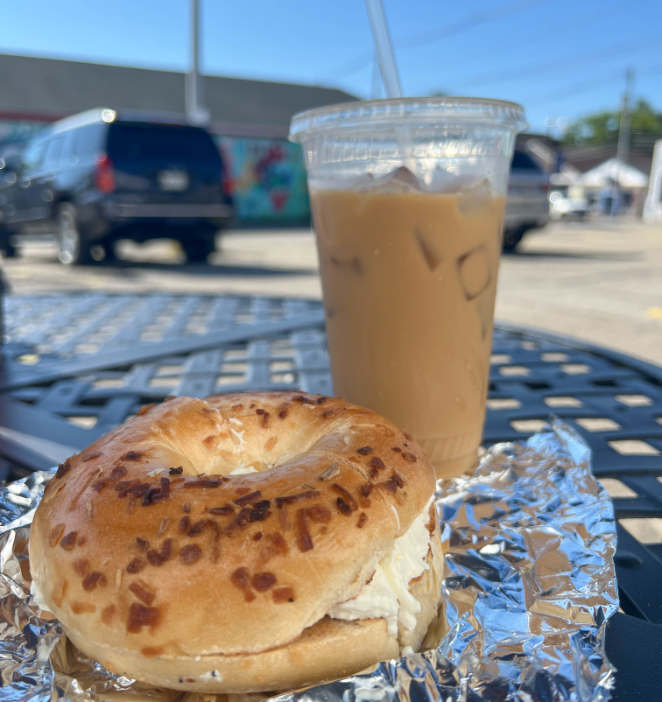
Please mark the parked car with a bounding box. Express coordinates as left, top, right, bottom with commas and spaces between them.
549, 191, 590, 221
0, 109, 233, 264
503, 150, 550, 251
0, 142, 26, 189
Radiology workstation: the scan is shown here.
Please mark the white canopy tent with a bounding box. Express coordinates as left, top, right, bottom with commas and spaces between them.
644, 140, 662, 222
577, 158, 649, 188
549, 164, 582, 186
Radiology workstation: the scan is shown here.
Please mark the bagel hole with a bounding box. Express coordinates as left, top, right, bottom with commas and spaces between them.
152, 447, 206, 477
152, 399, 339, 479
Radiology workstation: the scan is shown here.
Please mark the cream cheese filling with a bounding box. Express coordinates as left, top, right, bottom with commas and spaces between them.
30, 578, 51, 612
227, 465, 259, 476
327, 496, 435, 636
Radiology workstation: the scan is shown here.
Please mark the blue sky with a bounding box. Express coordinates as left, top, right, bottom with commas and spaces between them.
2, 0, 661, 134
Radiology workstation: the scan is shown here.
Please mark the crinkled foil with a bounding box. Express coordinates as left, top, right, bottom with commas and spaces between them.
0, 420, 617, 702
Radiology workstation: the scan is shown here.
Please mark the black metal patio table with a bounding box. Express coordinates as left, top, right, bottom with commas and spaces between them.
2, 292, 662, 701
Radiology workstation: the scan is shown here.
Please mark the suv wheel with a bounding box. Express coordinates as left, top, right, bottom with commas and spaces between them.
100, 242, 117, 263
181, 235, 215, 263
57, 203, 94, 265
502, 226, 526, 253
0, 229, 17, 258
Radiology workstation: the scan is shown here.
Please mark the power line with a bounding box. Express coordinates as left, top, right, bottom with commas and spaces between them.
325, 0, 552, 80
528, 65, 662, 107
461, 35, 661, 88
528, 72, 623, 107
397, 0, 551, 49
616, 68, 635, 165
441, 0, 647, 87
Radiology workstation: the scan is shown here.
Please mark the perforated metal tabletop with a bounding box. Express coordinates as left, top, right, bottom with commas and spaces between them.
2, 292, 662, 701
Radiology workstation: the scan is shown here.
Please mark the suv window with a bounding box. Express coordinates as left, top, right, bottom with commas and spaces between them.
107, 123, 220, 163
511, 151, 542, 172
69, 125, 105, 163
42, 135, 67, 170
21, 139, 47, 170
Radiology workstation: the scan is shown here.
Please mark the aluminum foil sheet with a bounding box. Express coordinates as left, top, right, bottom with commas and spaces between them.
0, 420, 617, 702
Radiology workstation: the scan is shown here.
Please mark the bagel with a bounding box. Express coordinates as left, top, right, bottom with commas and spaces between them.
29, 392, 443, 693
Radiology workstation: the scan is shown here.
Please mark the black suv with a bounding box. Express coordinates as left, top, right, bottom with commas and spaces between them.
0, 109, 233, 264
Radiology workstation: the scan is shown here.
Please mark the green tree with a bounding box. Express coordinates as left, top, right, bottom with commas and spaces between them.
562, 99, 662, 146
631, 99, 662, 134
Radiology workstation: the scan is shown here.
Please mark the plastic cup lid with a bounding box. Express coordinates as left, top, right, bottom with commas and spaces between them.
289, 96, 527, 142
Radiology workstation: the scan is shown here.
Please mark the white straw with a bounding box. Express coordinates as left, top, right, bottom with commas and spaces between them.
364, 0, 402, 99
364, 0, 417, 175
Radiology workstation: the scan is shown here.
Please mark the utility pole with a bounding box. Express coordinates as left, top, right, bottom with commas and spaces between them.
610, 67, 635, 215
186, 0, 210, 126
616, 67, 635, 166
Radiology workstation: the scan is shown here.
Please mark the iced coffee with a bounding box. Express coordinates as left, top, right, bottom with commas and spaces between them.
310, 171, 504, 476
290, 97, 525, 478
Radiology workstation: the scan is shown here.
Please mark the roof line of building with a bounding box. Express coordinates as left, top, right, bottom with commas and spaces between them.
0, 53, 357, 138
0, 50, 342, 93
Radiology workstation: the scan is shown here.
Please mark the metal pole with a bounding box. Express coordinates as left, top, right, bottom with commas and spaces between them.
612, 67, 635, 214
617, 67, 635, 165
186, 0, 209, 125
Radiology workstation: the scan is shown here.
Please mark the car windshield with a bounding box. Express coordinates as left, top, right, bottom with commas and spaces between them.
107, 123, 220, 163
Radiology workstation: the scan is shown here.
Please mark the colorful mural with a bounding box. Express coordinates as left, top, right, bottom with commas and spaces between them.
216, 136, 310, 224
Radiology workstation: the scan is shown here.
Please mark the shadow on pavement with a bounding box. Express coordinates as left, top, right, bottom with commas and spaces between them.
92, 259, 316, 278
502, 249, 640, 261
7, 244, 315, 277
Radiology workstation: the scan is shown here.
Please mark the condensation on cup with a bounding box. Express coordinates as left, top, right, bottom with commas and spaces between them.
290, 98, 527, 479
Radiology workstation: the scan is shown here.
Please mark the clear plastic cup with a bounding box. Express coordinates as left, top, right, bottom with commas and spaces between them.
290, 97, 526, 479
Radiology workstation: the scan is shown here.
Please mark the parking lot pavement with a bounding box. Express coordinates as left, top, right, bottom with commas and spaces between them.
1, 230, 323, 299
498, 218, 662, 367
2, 218, 662, 366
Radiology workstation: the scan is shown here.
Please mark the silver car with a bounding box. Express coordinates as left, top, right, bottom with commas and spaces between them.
503, 151, 550, 251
